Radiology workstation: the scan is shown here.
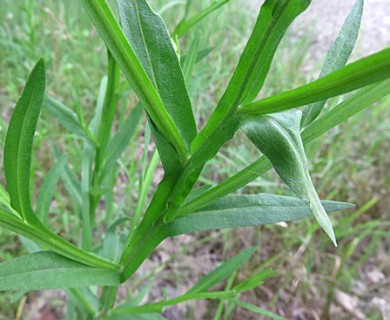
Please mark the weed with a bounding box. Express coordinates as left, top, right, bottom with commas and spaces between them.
0, 0, 389, 318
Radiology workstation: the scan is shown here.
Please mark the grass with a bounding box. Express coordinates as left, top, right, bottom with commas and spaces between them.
0, 0, 389, 319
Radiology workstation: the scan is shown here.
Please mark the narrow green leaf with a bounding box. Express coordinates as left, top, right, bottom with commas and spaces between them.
302, 0, 364, 126
182, 79, 390, 213
173, 0, 231, 38
240, 47, 390, 115
232, 298, 286, 320
4, 58, 45, 225
166, 194, 352, 236
80, 0, 188, 163
37, 155, 67, 224
191, 0, 310, 153
186, 247, 256, 295
0, 251, 120, 291
241, 111, 337, 245
117, 0, 197, 170
100, 103, 142, 181
43, 95, 90, 141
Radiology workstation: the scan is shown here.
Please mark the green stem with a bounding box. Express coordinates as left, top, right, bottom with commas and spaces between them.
120, 176, 176, 280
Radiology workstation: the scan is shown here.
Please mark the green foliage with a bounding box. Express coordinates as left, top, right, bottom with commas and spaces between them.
241, 111, 336, 244
4, 59, 45, 225
0, 0, 389, 318
0, 251, 120, 291
301, 0, 363, 126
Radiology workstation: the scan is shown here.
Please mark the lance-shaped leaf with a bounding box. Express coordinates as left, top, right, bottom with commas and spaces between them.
241, 111, 337, 245
191, 0, 310, 153
0, 251, 120, 291
165, 194, 352, 237
4, 59, 45, 225
302, 0, 364, 126
117, 0, 197, 172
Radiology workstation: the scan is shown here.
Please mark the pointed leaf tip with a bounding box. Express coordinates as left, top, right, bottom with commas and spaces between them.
4, 58, 46, 224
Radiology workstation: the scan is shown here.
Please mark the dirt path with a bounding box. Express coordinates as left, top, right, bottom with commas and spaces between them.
245, 0, 390, 56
